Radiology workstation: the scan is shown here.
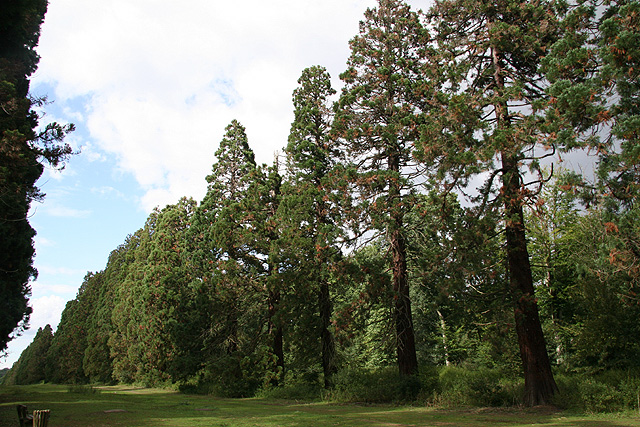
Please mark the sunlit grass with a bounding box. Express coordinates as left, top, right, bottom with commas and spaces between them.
1, 384, 639, 426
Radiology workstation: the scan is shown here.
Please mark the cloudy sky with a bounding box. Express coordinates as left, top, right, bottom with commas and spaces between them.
2, 0, 437, 368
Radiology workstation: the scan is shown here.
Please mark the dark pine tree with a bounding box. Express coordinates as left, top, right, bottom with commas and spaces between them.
0, 0, 73, 353
281, 65, 341, 387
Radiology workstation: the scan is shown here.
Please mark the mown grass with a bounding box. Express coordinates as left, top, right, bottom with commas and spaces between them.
1, 383, 640, 427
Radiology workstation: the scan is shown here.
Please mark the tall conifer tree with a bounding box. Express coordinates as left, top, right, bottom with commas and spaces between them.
0, 0, 73, 352
194, 120, 257, 357
333, 0, 428, 377
281, 66, 340, 387
420, 0, 563, 405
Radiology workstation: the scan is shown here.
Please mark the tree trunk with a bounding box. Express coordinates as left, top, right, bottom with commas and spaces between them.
502, 154, 558, 406
388, 154, 418, 376
490, 36, 557, 405
268, 287, 285, 385
437, 309, 451, 366
319, 279, 337, 388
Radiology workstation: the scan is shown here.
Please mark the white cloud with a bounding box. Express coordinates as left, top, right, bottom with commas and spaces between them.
34, 236, 55, 248
0, 295, 68, 369
36, 265, 86, 277
41, 203, 91, 219
32, 0, 396, 212
31, 296, 70, 328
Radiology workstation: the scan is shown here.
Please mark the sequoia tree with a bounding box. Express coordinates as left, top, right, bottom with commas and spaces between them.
281, 66, 341, 387
333, 0, 429, 376
0, 0, 73, 352
420, 0, 563, 405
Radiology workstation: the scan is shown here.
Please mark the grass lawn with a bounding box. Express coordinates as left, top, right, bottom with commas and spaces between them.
1, 384, 640, 426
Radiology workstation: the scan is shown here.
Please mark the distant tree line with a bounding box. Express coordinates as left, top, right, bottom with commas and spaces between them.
4, 0, 639, 408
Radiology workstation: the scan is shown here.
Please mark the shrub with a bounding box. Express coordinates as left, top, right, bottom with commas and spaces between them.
553, 370, 640, 413
327, 366, 421, 403
433, 366, 522, 407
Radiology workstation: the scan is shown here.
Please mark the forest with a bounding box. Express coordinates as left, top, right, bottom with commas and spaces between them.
2, 0, 640, 413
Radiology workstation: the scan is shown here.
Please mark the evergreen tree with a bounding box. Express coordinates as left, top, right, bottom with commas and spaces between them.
190, 120, 265, 396
544, 0, 640, 204
407, 192, 511, 369
109, 199, 196, 385
280, 65, 341, 387
526, 174, 581, 366
3, 324, 52, 385
420, 0, 564, 404
110, 224, 152, 384
333, 0, 428, 377
48, 291, 90, 384
243, 162, 285, 386
0, 0, 74, 353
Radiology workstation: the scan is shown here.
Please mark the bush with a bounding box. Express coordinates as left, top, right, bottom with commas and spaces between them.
178, 357, 260, 398
432, 366, 522, 407
553, 370, 640, 413
327, 367, 421, 403
579, 379, 622, 413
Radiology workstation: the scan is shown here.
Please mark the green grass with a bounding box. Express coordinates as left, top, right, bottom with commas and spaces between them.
1, 384, 640, 426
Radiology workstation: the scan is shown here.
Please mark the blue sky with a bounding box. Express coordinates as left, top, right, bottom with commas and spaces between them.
3, 0, 442, 368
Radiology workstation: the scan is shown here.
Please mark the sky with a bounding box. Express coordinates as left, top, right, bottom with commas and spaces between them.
0, 0, 435, 369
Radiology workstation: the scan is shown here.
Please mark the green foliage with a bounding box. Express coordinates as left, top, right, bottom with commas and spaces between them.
2, 324, 52, 385
8, 0, 639, 412
0, 0, 74, 354
423, 0, 567, 405
433, 366, 522, 408
333, 0, 430, 376
327, 366, 421, 403
553, 371, 640, 413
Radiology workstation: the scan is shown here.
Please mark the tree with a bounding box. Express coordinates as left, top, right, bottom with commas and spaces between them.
420, 0, 564, 405
243, 162, 285, 386
333, 0, 429, 377
0, 0, 74, 353
110, 223, 153, 384
544, 0, 640, 204
2, 324, 53, 385
407, 192, 512, 369
525, 173, 581, 366
280, 65, 341, 387
110, 199, 197, 385
189, 120, 267, 396
48, 290, 91, 384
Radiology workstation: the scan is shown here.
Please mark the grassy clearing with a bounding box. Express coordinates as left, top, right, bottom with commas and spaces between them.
1, 384, 640, 427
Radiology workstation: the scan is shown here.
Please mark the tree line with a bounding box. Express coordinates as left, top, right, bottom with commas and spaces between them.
3, 0, 639, 407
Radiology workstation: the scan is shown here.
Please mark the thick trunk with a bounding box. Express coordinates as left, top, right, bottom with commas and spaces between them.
319, 280, 337, 388
390, 225, 418, 376
490, 37, 557, 405
502, 154, 558, 406
388, 153, 418, 376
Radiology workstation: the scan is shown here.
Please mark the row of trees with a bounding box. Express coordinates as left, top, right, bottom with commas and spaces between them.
5, 0, 639, 407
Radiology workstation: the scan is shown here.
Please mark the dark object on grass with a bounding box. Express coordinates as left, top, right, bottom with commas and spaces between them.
17, 404, 33, 426
17, 405, 50, 427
